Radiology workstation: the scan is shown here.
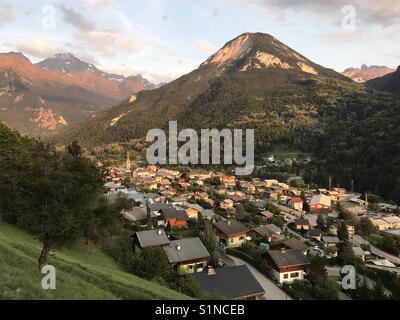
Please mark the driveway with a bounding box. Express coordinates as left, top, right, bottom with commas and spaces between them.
227, 255, 292, 300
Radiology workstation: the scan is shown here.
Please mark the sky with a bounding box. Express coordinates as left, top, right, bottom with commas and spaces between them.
0, 0, 399, 83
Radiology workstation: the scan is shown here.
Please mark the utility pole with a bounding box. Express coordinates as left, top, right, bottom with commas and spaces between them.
328, 177, 332, 191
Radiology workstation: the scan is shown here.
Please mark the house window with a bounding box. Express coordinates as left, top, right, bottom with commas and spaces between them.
195, 263, 204, 271
284, 274, 289, 279
291, 272, 300, 278
239, 236, 245, 241
230, 239, 234, 243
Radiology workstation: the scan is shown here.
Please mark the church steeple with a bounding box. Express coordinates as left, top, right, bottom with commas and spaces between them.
126, 151, 131, 170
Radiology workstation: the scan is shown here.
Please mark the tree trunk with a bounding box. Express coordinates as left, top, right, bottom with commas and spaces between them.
38, 240, 52, 270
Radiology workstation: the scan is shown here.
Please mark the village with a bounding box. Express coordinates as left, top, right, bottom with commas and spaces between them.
103, 152, 400, 300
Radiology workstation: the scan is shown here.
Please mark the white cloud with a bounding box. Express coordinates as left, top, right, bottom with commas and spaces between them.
0, 2, 14, 25
16, 39, 63, 59
85, 0, 116, 9
60, 6, 140, 56
195, 40, 217, 54
217, 0, 400, 28
74, 29, 140, 57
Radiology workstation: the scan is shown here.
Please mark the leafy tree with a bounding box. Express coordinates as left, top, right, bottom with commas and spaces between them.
199, 220, 219, 264
307, 256, 327, 284
338, 222, 349, 241
132, 247, 171, 280
317, 214, 326, 231
337, 241, 359, 266
357, 217, 376, 236
300, 192, 310, 212
1, 137, 113, 269
114, 195, 135, 213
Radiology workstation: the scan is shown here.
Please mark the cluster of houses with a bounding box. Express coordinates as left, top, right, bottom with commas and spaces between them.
103, 159, 400, 299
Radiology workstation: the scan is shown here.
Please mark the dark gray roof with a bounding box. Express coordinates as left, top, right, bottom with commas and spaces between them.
149, 203, 174, 212
294, 218, 310, 225
190, 265, 265, 299
307, 229, 322, 237
161, 208, 189, 220
283, 238, 310, 252
135, 229, 170, 248
265, 224, 281, 234
322, 236, 340, 243
267, 249, 310, 268
200, 209, 216, 218
121, 206, 152, 222
163, 238, 210, 263
213, 219, 248, 236
252, 225, 274, 238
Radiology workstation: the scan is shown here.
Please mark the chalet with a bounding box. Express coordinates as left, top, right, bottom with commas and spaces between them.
133, 229, 170, 253
322, 236, 340, 248
278, 182, 290, 190
160, 207, 190, 228
294, 218, 310, 231
227, 208, 239, 219
345, 221, 356, 235
249, 224, 283, 242
213, 219, 248, 248
307, 229, 322, 241
270, 238, 310, 255
309, 194, 332, 213
187, 170, 213, 180
265, 179, 279, 188
121, 206, 155, 223
190, 265, 265, 300
143, 180, 158, 191
216, 186, 228, 195
383, 216, 400, 229
352, 246, 368, 262
231, 195, 246, 203
149, 203, 174, 217
265, 248, 310, 284
259, 211, 274, 219
185, 204, 204, 220
371, 218, 391, 231
322, 236, 340, 258
289, 197, 304, 211
266, 191, 279, 201
200, 209, 217, 221
251, 200, 267, 211
220, 199, 234, 210
163, 238, 210, 274
220, 175, 236, 187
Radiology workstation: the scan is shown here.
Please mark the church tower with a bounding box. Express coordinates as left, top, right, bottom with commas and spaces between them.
126, 151, 131, 170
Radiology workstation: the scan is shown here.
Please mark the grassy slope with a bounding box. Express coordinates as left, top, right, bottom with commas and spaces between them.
0, 221, 187, 300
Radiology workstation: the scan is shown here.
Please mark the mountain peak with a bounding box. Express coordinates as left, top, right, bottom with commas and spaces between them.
200, 32, 338, 78
53, 53, 80, 61
0, 52, 31, 62
342, 64, 396, 83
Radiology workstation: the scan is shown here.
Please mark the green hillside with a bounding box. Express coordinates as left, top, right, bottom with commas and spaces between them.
0, 221, 188, 300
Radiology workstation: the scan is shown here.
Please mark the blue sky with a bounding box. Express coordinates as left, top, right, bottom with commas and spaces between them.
0, 0, 399, 83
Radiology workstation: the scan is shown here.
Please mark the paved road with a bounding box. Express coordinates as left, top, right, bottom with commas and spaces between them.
350, 235, 400, 266
227, 255, 292, 300
365, 264, 400, 274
